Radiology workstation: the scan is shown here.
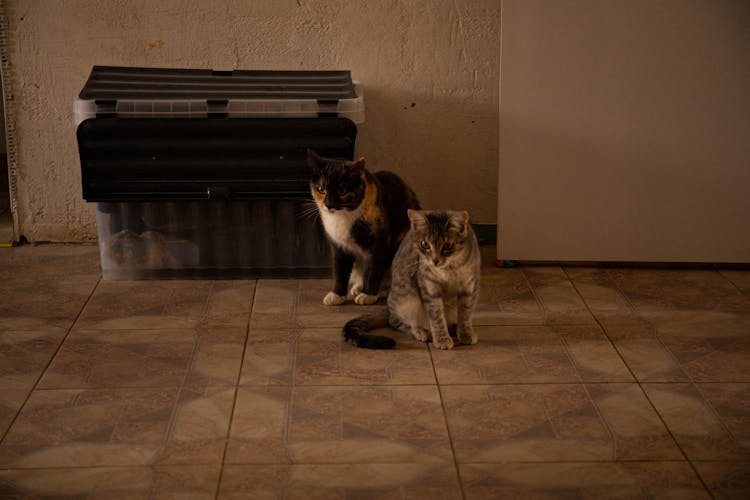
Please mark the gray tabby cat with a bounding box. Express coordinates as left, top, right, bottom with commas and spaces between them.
343, 209, 480, 349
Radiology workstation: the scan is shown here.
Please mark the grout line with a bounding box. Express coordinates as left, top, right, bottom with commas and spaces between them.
214, 279, 257, 500
428, 345, 467, 500
562, 267, 716, 499
0, 275, 103, 445
0, 458, 743, 471
717, 269, 750, 302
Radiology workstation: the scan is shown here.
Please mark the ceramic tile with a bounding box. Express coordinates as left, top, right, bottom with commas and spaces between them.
0, 465, 220, 499
565, 266, 638, 323
76, 280, 254, 329
240, 328, 297, 386
693, 461, 750, 500
249, 279, 379, 330
643, 383, 750, 460
295, 328, 434, 385
242, 327, 434, 386
608, 269, 750, 315
604, 321, 691, 382
248, 279, 299, 330
226, 385, 452, 464
523, 266, 597, 325
441, 383, 681, 463
0, 245, 100, 331
473, 268, 545, 326
219, 463, 462, 499
460, 462, 710, 499
721, 270, 750, 297
607, 311, 750, 382
0, 386, 234, 467
431, 325, 632, 384
0, 389, 28, 439
39, 328, 245, 389
0, 330, 68, 437
0, 330, 66, 391
296, 279, 385, 327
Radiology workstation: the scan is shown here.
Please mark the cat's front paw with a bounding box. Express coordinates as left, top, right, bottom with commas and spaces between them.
354, 293, 379, 305
323, 291, 346, 306
348, 283, 363, 300
458, 327, 478, 345
411, 328, 431, 342
432, 334, 454, 350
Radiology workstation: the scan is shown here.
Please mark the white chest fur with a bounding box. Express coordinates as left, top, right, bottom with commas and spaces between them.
320, 207, 366, 257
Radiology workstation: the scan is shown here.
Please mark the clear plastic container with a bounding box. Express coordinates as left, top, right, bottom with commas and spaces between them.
95, 200, 331, 279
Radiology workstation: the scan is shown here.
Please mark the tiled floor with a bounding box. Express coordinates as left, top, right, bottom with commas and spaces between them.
1, 244, 749, 498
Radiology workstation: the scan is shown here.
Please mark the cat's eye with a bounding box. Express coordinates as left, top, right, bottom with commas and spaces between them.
419, 240, 431, 251
442, 243, 455, 254
316, 185, 326, 194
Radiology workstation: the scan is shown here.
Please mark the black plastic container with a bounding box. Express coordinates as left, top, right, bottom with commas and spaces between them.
75, 66, 364, 279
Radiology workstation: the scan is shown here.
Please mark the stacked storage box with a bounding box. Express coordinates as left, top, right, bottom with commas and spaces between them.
75, 66, 364, 279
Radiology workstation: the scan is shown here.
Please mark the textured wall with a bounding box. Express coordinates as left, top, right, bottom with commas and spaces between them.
4, 0, 500, 242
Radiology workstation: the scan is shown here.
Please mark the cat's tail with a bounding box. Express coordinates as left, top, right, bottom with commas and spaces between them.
343, 311, 396, 349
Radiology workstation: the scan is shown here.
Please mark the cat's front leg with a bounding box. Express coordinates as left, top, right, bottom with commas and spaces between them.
355, 252, 388, 305
422, 287, 453, 350
457, 283, 479, 345
325, 248, 355, 306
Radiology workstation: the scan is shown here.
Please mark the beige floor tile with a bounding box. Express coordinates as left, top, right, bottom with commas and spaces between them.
38, 327, 245, 389
460, 462, 710, 499
76, 280, 254, 330
0, 465, 220, 499
0, 245, 100, 331
0, 389, 28, 439
565, 266, 638, 323
0, 330, 68, 437
608, 311, 750, 382
240, 328, 297, 386
721, 270, 750, 297
643, 383, 750, 461
226, 385, 452, 465
473, 268, 546, 326
523, 266, 598, 325
441, 383, 681, 463
693, 461, 750, 500
0, 386, 235, 468
432, 324, 632, 384
249, 279, 381, 330
1, 330, 66, 391
608, 269, 750, 315
219, 463, 462, 499
242, 327, 434, 386
604, 320, 691, 382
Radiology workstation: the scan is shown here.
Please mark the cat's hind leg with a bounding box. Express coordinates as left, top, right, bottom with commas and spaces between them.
389, 297, 430, 342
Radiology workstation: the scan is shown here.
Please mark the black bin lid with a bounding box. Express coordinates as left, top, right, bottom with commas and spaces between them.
75, 66, 364, 123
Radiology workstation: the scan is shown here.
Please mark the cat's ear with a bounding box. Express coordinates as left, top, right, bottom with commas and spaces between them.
353, 157, 366, 172
449, 210, 470, 236
307, 149, 323, 169
408, 209, 427, 231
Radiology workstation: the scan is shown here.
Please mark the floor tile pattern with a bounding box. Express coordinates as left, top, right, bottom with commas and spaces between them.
0, 244, 748, 498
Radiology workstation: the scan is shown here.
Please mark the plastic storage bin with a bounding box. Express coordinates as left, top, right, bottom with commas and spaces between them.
76, 66, 363, 279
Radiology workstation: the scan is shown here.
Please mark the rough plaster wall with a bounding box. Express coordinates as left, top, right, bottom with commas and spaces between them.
6, 0, 500, 242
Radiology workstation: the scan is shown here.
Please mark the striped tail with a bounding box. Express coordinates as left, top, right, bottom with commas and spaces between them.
342, 311, 395, 349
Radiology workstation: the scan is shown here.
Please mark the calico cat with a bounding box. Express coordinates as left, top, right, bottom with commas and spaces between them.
343, 209, 480, 349
308, 149, 420, 305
